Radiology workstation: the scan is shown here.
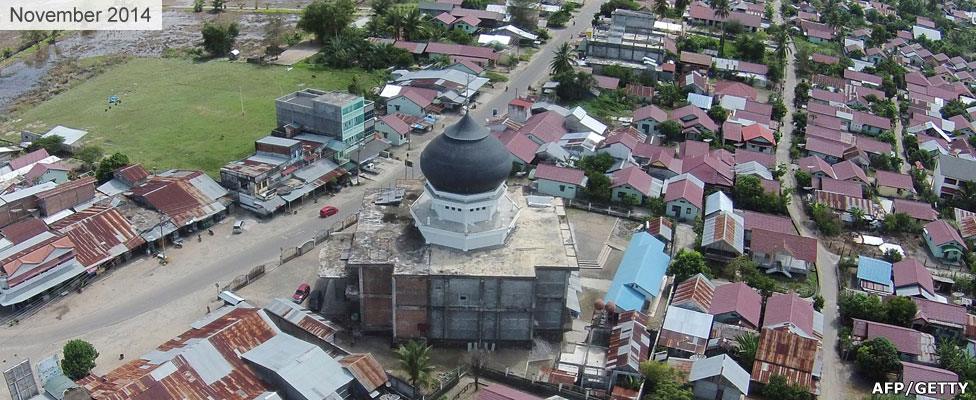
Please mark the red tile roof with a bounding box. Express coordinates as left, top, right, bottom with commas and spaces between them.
519, 111, 567, 143
339, 353, 388, 392
832, 160, 868, 183
924, 219, 967, 248
680, 51, 713, 67
741, 124, 775, 144
664, 177, 704, 208
714, 80, 758, 101
535, 164, 586, 185
0, 218, 49, 244
709, 282, 762, 328
875, 170, 914, 191
479, 384, 543, 400
913, 297, 968, 327
892, 199, 937, 221
379, 114, 411, 135
425, 42, 499, 61
811, 53, 840, 65
740, 210, 796, 234
806, 136, 852, 158
901, 362, 958, 399
852, 110, 892, 130
892, 258, 935, 294
852, 318, 927, 355
734, 149, 777, 168
763, 292, 815, 335
845, 69, 884, 86
750, 228, 818, 264
633, 104, 668, 122
819, 177, 862, 198
611, 166, 655, 196
495, 131, 538, 164
8, 149, 49, 170
593, 74, 620, 90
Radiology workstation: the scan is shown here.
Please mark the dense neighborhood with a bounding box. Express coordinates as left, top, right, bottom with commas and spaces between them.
3, 0, 976, 397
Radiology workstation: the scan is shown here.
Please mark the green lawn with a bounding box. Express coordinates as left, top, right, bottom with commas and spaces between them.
14, 58, 382, 175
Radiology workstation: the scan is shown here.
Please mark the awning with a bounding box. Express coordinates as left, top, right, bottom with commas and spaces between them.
0, 260, 87, 306
349, 140, 392, 164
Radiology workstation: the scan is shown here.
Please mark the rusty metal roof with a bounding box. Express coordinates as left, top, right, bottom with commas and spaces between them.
114, 164, 150, 186
50, 205, 145, 269
79, 306, 276, 400
751, 327, 820, 393
127, 171, 226, 227
35, 177, 96, 201
339, 353, 388, 392
265, 298, 341, 344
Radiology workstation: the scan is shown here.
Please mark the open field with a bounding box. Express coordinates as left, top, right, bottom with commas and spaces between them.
11, 58, 382, 175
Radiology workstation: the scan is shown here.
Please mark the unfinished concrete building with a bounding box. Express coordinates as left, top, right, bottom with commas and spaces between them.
320, 115, 578, 345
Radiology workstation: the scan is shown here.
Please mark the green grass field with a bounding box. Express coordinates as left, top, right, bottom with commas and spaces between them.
14, 58, 382, 175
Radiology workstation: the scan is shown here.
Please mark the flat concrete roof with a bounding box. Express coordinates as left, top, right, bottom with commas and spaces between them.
346, 185, 574, 277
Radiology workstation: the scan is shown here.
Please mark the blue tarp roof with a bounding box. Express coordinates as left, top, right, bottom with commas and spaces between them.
604, 232, 671, 311
857, 256, 893, 287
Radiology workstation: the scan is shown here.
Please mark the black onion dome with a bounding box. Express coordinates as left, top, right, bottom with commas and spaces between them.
420, 114, 512, 195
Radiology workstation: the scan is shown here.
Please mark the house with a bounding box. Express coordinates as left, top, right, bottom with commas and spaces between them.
604, 233, 671, 312
643, 216, 674, 245
452, 15, 481, 33
605, 311, 652, 373
749, 228, 819, 277
32, 125, 88, 152
709, 282, 763, 329
50, 205, 145, 272
633, 104, 669, 137
680, 51, 714, 72
386, 87, 438, 117
933, 154, 976, 198
818, 177, 862, 198
672, 273, 715, 313
851, 319, 937, 364
856, 256, 894, 294
593, 75, 621, 91
923, 220, 968, 262
913, 25, 943, 41
912, 297, 968, 341
850, 110, 892, 135
955, 207, 976, 241
901, 362, 959, 400
687, 2, 761, 31
832, 160, 869, 185
478, 385, 543, 400
659, 305, 714, 357
610, 166, 661, 204
764, 292, 820, 338
81, 301, 390, 400
664, 174, 705, 221
739, 124, 776, 153
875, 170, 916, 198
844, 69, 884, 88
805, 136, 853, 163
892, 258, 940, 302
797, 155, 836, 181
688, 354, 751, 400
672, 104, 719, 138
23, 162, 71, 185
534, 164, 587, 199
376, 114, 412, 146
751, 327, 821, 394
0, 231, 85, 308
714, 80, 758, 101
891, 199, 938, 222
701, 211, 745, 259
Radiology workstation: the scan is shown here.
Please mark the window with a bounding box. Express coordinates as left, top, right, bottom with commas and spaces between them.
394, 105, 401, 111
686, 208, 692, 215
946, 178, 958, 185
559, 185, 566, 192
459, 295, 468, 301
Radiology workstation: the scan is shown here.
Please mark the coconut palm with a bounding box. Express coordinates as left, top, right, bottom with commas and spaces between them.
395, 341, 436, 389
850, 207, 866, 230
384, 8, 406, 40
710, 0, 731, 57
550, 42, 575, 76
653, 0, 670, 18
773, 25, 793, 61
402, 8, 426, 41
733, 333, 759, 370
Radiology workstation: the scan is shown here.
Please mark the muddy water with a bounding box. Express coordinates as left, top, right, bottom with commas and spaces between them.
0, 10, 297, 111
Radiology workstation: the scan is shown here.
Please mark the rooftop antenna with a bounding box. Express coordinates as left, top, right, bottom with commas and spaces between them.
463, 71, 472, 115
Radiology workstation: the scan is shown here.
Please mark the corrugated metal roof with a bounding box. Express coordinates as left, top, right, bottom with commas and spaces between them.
128, 171, 226, 227
751, 327, 820, 393
80, 306, 276, 400
857, 256, 893, 288
339, 353, 388, 392
604, 233, 670, 311
605, 311, 651, 372
671, 274, 715, 313
50, 205, 145, 269
242, 334, 353, 399
265, 298, 341, 343
688, 354, 750, 394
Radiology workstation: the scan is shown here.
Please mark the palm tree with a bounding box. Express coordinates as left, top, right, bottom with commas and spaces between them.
653, 0, 669, 18
711, 0, 731, 57
402, 8, 426, 41
850, 207, 866, 230
385, 8, 406, 40
733, 333, 759, 370
550, 42, 575, 76
773, 25, 793, 61
396, 341, 435, 389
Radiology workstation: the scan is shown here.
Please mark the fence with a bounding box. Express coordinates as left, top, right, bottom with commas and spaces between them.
564, 200, 648, 222
221, 264, 266, 292
280, 214, 359, 263
424, 367, 466, 400
478, 368, 606, 400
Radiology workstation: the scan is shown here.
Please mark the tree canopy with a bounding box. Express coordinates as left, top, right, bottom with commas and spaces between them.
668, 249, 710, 283
62, 340, 99, 380
298, 0, 357, 42
201, 20, 239, 56
95, 153, 130, 183
856, 337, 902, 382
27, 135, 64, 154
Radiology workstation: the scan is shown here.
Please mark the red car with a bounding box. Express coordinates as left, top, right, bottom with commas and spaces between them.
292, 283, 311, 304
319, 205, 339, 218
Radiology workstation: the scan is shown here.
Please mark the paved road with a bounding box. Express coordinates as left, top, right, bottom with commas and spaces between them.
471, 2, 603, 121
0, 1, 603, 380
771, 2, 853, 399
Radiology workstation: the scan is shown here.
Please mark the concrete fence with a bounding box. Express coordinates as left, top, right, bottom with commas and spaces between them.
478, 368, 606, 400
565, 200, 648, 222
221, 264, 266, 292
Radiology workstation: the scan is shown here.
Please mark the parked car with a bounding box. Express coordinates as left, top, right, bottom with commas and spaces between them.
292, 283, 311, 304
233, 220, 245, 234
319, 205, 339, 218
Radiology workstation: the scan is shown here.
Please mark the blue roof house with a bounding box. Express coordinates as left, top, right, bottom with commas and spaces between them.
605, 232, 671, 312
857, 256, 893, 294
